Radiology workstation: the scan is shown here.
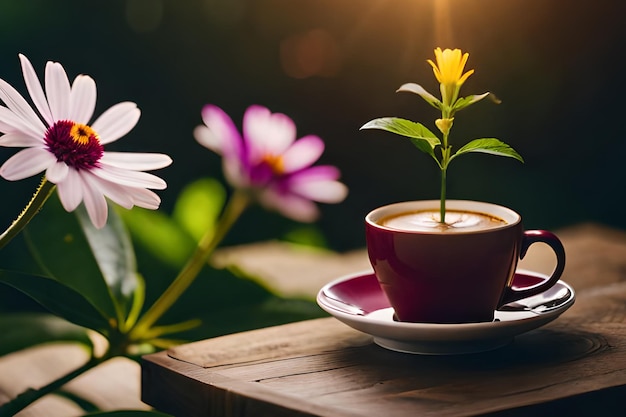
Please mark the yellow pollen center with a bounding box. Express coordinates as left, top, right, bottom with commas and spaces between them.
70, 123, 99, 145
263, 154, 284, 174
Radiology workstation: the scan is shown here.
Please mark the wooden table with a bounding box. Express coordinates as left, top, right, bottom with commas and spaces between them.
141, 224, 626, 416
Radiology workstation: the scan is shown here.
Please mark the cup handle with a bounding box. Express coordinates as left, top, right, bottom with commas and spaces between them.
499, 230, 566, 306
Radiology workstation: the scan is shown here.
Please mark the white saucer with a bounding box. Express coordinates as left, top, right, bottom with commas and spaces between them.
316, 269, 575, 355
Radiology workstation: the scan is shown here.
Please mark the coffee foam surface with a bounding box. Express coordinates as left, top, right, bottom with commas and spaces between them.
380, 210, 506, 233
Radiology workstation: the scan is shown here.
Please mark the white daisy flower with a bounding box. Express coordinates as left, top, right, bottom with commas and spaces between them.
0, 54, 172, 228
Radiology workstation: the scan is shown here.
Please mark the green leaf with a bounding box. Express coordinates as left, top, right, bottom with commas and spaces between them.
0, 270, 111, 334
23, 196, 118, 320
450, 138, 524, 163
118, 208, 195, 269
0, 312, 93, 356
76, 203, 140, 328
172, 178, 226, 243
360, 117, 441, 159
396, 82, 442, 110
452, 92, 492, 112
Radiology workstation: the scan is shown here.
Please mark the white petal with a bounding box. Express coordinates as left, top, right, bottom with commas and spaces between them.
243, 105, 296, 163
19, 54, 54, 126
92, 165, 167, 190
83, 174, 134, 209
56, 169, 83, 211
0, 147, 55, 180
45, 161, 69, 183
0, 131, 43, 147
128, 187, 161, 210
91, 102, 140, 144
79, 171, 108, 228
281, 135, 324, 173
69, 75, 96, 124
100, 152, 172, 171
45, 61, 71, 121
0, 79, 47, 137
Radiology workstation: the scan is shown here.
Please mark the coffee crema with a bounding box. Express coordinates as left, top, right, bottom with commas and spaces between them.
379, 210, 507, 233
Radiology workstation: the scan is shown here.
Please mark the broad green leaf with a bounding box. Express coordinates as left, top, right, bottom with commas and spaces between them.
0, 312, 93, 356
76, 203, 140, 327
451, 138, 524, 163
172, 178, 226, 243
360, 117, 441, 159
452, 92, 492, 112
396, 82, 442, 110
0, 270, 111, 334
118, 208, 195, 269
23, 195, 117, 320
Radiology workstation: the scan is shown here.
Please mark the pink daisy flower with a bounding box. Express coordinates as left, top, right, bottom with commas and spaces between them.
194, 105, 347, 222
0, 54, 172, 228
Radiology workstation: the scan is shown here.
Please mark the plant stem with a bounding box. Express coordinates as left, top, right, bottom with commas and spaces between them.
0, 356, 102, 417
130, 189, 251, 339
439, 129, 450, 224
0, 177, 55, 250
440, 167, 447, 223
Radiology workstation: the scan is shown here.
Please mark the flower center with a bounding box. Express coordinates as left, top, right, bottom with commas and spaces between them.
262, 154, 284, 175
45, 120, 104, 170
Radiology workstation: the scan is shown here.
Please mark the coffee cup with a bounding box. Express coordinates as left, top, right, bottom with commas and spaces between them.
365, 200, 566, 323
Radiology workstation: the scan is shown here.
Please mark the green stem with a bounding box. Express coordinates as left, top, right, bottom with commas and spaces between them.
0, 355, 103, 417
0, 178, 56, 250
439, 130, 450, 224
130, 189, 251, 339
440, 167, 447, 223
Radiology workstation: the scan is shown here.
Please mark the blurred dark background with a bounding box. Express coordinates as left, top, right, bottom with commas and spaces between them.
1, 0, 625, 251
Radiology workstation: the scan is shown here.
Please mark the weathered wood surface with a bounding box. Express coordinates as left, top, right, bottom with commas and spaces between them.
2, 223, 625, 415
142, 223, 626, 416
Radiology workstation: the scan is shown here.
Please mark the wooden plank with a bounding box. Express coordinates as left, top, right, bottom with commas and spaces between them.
142, 286, 626, 416
142, 223, 626, 416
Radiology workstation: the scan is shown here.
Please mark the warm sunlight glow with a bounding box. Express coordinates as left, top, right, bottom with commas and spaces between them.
433, 0, 454, 46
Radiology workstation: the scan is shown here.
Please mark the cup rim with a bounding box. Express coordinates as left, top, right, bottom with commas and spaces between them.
365, 200, 521, 234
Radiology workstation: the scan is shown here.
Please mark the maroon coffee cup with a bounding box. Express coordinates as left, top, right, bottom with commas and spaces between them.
365, 200, 566, 323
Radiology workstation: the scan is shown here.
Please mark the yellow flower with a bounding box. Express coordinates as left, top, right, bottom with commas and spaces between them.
427, 48, 474, 109
435, 118, 454, 136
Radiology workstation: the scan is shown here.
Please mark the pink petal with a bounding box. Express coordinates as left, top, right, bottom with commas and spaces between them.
197, 104, 243, 159
244, 105, 296, 162
91, 102, 140, 145
288, 165, 341, 182
259, 188, 319, 222
45, 61, 71, 121
290, 179, 348, 203
100, 152, 172, 171
19, 54, 54, 126
0, 131, 43, 147
45, 161, 69, 183
193, 125, 220, 154
281, 135, 324, 173
69, 75, 96, 124
92, 165, 167, 190
56, 169, 83, 212
0, 147, 55, 180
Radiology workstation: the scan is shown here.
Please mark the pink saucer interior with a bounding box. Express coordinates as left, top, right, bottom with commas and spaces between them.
324, 272, 546, 314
